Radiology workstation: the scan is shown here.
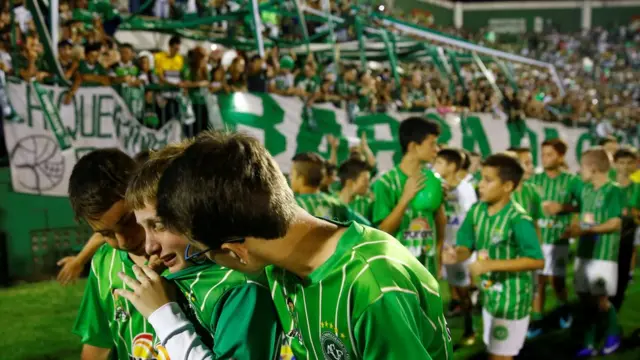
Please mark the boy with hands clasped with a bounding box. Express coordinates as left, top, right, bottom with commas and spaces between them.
443, 153, 544, 360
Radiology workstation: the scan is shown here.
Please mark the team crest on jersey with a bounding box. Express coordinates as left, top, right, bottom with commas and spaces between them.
321, 331, 350, 360
492, 325, 509, 341
130, 333, 169, 360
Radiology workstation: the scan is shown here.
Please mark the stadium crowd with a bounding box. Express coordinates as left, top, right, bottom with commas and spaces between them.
0, 0, 637, 140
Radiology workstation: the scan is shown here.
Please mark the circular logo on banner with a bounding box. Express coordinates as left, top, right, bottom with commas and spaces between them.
321, 331, 349, 360
492, 325, 509, 341
10, 135, 66, 192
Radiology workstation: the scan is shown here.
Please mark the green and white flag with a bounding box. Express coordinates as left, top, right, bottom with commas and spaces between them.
31, 81, 73, 151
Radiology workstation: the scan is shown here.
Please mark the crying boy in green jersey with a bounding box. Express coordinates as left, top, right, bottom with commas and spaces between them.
116, 141, 281, 360
443, 153, 544, 360
144, 130, 453, 360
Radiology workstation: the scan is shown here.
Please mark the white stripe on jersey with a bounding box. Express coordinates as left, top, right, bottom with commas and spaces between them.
91, 260, 101, 293
347, 264, 371, 360
334, 251, 355, 336
300, 286, 319, 360
380, 286, 417, 296
366, 255, 409, 266
352, 240, 395, 249
421, 282, 440, 297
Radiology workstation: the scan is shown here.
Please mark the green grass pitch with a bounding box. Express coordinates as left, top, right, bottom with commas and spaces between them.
1, 273, 639, 360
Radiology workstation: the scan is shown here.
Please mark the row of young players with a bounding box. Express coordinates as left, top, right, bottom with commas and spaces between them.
277, 121, 638, 359
440, 141, 638, 359
62, 116, 635, 360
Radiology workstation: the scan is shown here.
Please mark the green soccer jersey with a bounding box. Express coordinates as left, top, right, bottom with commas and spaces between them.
456, 201, 543, 320
349, 194, 374, 224
73, 244, 169, 360
529, 171, 581, 245
79, 60, 108, 76
111, 62, 139, 77
511, 182, 542, 222
619, 182, 640, 218
78, 60, 109, 86
336, 79, 358, 99
266, 222, 453, 360
295, 75, 320, 95
576, 181, 623, 262
405, 87, 426, 110
296, 192, 371, 226
372, 166, 440, 275
165, 264, 281, 359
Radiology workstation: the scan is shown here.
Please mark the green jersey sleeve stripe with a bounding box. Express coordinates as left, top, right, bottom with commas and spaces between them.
346, 264, 372, 360
300, 286, 320, 360
380, 286, 418, 296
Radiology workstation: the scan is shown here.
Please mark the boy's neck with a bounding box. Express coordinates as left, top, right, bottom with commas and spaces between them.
515, 177, 528, 192
616, 172, 631, 186
486, 195, 511, 216
258, 211, 345, 279
545, 167, 561, 178
399, 154, 423, 177
339, 186, 354, 204
442, 172, 459, 188
591, 172, 609, 189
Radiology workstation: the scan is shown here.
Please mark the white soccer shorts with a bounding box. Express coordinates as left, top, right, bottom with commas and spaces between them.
574, 258, 618, 296
538, 244, 569, 277
443, 252, 476, 287
482, 309, 529, 357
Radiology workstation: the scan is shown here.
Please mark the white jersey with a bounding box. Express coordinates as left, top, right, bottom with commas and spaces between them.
444, 179, 477, 245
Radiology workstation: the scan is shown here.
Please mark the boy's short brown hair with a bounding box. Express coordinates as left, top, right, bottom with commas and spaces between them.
581, 146, 611, 172
541, 138, 568, 156
125, 140, 193, 210
156, 131, 296, 244
291, 152, 327, 188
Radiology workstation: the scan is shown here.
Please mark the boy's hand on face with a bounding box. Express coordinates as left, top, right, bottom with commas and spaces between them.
115, 265, 176, 319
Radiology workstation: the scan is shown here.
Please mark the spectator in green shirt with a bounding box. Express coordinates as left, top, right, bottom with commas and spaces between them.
64, 42, 110, 104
